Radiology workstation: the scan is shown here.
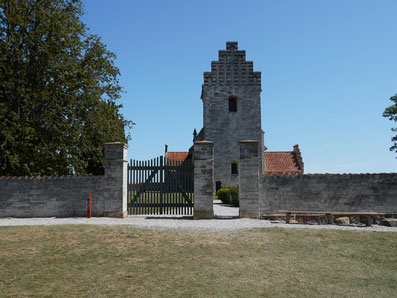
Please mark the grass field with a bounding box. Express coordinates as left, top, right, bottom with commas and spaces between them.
1, 225, 396, 297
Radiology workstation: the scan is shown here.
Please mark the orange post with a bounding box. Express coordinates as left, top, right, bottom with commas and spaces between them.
87, 193, 92, 218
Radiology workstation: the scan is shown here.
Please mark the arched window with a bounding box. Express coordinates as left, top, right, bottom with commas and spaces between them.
228, 96, 237, 112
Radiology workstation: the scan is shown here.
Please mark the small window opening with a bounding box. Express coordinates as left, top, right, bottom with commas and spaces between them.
216, 181, 222, 192
231, 162, 238, 175
228, 96, 237, 112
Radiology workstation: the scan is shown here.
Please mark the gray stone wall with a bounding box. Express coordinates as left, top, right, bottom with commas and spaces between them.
0, 143, 128, 218
0, 176, 104, 217
103, 142, 128, 218
193, 141, 214, 219
201, 41, 263, 187
259, 173, 397, 215
239, 140, 260, 218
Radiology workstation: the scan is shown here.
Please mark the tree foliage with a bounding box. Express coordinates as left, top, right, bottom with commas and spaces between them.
383, 95, 397, 156
0, 0, 133, 176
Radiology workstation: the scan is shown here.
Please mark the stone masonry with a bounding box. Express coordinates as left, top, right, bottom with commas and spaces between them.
103, 142, 128, 218
198, 41, 264, 187
0, 143, 128, 218
259, 173, 397, 215
239, 140, 260, 218
193, 141, 215, 219
0, 176, 104, 217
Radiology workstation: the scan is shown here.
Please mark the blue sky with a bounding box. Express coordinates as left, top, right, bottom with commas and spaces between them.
82, 0, 397, 173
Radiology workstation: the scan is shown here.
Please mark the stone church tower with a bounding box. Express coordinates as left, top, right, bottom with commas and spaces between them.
196, 41, 264, 188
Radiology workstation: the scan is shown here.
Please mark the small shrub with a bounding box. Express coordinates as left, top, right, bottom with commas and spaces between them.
216, 185, 239, 207
217, 187, 231, 204
229, 185, 239, 207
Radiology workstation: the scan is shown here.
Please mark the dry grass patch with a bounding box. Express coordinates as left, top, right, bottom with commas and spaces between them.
0, 225, 396, 297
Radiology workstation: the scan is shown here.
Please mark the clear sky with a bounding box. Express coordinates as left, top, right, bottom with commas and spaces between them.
82, 0, 397, 173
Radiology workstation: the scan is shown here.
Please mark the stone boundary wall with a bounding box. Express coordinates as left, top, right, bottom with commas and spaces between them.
259, 173, 397, 215
0, 176, 104, 217
0, 142, 128, 218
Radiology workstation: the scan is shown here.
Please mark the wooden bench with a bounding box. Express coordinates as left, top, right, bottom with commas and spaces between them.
278, 210, 379, 227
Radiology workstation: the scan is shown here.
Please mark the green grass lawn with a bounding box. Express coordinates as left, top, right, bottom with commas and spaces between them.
0, 226, 396, 297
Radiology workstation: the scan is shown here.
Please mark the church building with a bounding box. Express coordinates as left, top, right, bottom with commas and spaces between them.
166, 41, 303, 190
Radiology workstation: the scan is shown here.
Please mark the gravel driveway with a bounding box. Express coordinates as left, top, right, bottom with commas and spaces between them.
0, 201, 396, 232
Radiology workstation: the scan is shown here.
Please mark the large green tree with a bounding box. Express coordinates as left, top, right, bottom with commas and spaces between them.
383, 95, 397, 156
0, 0, 133, 176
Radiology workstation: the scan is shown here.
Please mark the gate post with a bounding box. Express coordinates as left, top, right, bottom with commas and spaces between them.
193, 141, 214, 219
239, 140, 260, 218
103, 142, 128, 218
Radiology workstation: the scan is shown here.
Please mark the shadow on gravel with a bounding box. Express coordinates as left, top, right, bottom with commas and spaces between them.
214, 215, 239, 219
214, 203, 237, 207
143, 216, 193, 220
140, 215, 240, 220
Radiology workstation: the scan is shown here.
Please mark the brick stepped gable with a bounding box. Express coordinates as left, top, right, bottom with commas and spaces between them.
203, 41, 261, 88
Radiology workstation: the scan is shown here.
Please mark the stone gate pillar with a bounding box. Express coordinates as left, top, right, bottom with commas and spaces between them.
239, 140, 260, 218
193, 141, 214, 219
103, 142, 128, 218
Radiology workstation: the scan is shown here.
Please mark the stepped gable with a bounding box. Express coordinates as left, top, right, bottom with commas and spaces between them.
264, 145, 304, 175
203, 41, 261, 88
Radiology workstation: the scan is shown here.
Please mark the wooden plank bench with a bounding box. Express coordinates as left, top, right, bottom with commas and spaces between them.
278, 210, 379, 226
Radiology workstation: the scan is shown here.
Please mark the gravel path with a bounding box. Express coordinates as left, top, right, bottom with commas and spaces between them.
0, 201, 396, 232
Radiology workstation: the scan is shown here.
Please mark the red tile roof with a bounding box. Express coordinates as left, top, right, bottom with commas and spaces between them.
165, 145, 304, 176
264, 149, 303, 175
165, 152, 189, 162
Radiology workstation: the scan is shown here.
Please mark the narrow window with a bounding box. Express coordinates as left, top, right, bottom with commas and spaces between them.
216, 181, 222, 192
228, 96, 237, 112
231, 162, 238, 175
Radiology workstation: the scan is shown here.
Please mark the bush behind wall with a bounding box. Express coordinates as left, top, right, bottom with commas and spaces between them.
216, 185, 239, 207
